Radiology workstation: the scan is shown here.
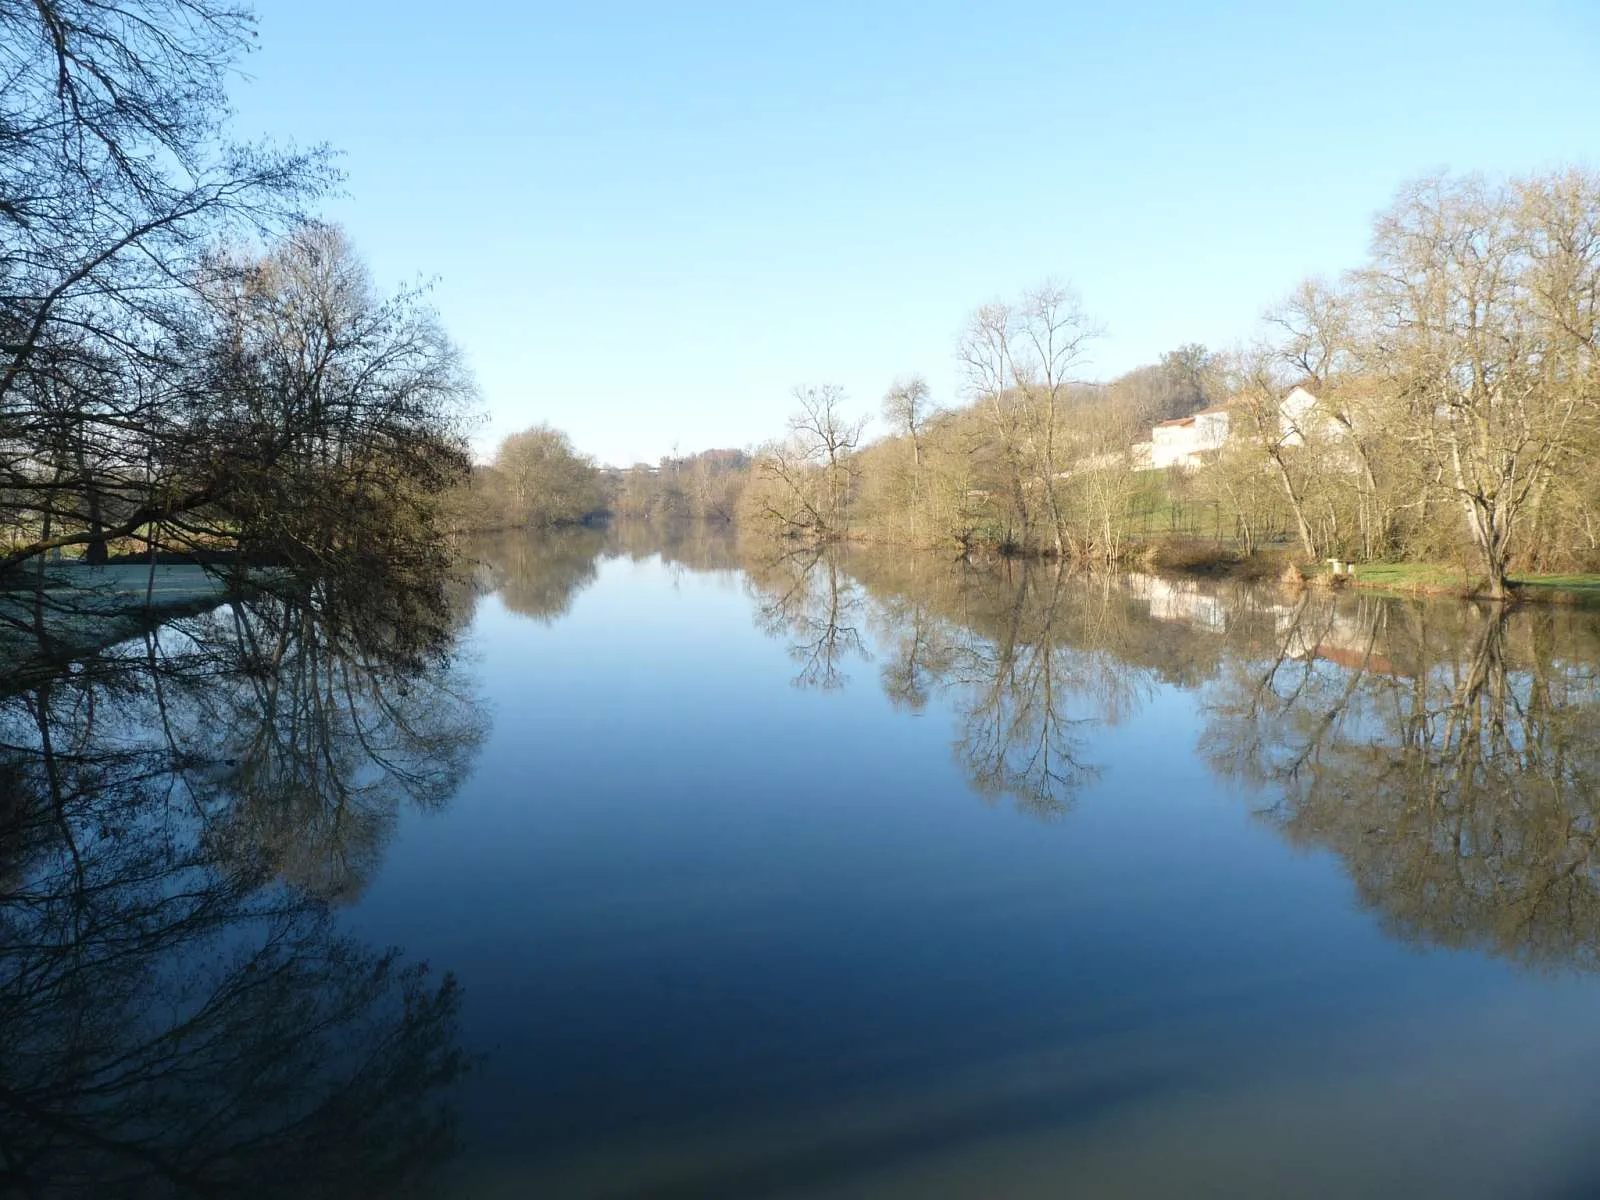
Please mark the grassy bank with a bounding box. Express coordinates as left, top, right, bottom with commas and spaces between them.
1332, 562, 1600, 604
1123, 541, 1600, 606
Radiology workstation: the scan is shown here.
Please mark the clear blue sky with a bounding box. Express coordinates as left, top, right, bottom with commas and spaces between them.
230, 0, 1600, 465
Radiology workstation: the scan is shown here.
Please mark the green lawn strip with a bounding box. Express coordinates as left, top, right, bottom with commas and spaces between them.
1512, 573, 1600, 591
1346, 562, 1600, 602
1348, 562, 1477, 592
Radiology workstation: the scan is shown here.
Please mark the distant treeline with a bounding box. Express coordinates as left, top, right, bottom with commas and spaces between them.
449, 346, 1216, 535
515, 168, 1600, 602
445, 432, 750, 531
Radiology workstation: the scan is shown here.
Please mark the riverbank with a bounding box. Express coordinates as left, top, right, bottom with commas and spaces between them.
1140, 544, 1600, 606
0, 564, 231, 693
1342, 562, 1600, 605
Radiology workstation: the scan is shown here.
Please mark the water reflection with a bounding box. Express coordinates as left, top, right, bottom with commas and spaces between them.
742, 550, 1155, 817
1205, 595, 1600, 970
331, 526, 1600, 1197
560, 525, 1600, 969
474, 526, 607, 622
0, 573, 485, 1195
746, 548, 869, 692
731, 545, 1600, 967
16, 525, 1598, 1193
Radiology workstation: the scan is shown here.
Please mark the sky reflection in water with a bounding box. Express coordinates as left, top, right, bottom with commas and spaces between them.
6, 527, 1600, 1197
374, 528, 1600, 1198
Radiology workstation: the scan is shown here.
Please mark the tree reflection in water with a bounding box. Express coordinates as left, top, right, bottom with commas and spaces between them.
746, 547, 869, 692
743, 547, 1156, 818
473, 526, 608, 623
737, 536, 1600, 969
1203, 592, 1600, 970
0, 571, 487, 1196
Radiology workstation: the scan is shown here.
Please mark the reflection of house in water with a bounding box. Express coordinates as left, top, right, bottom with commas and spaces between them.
1275, 604, 1405, 677
1124, 573, 1230, 633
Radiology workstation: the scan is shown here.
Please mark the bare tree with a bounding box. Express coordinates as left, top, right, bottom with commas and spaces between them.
1, 0, 331, 576
959, 284, 1099, 556
791, 384, 865, 532
1357, 172, 1600, 597
1227, 351, 1320, 561
1268, 278, 1402, 559
882, 375, 933, 467
881, 374, 935, 542
750, 385, 865, 540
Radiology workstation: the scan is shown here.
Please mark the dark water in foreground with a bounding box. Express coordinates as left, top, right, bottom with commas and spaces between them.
6, 526, 1600, 1197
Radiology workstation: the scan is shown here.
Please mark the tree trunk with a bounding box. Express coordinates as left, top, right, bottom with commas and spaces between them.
1268, 450, 1317, 560
1461, 494, 1512, 601
74, 436, 108, 565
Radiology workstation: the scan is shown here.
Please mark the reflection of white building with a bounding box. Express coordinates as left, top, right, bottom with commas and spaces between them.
1274, 605, 1404, 676
1150, 404, 1232, 469
1126, 573, 1228, 632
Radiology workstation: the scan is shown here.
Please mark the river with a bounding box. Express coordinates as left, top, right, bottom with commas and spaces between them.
5, 525, 1600, 1197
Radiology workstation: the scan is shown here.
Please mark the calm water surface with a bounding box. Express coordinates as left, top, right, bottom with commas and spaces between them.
7, 526, 1600, 1197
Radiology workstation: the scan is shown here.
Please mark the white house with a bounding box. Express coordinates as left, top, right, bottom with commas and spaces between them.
1150, 404, 1232, 469
1274, 603, 1406, 677
1278, 385, 1323, 446
1144, 387, 1338, 470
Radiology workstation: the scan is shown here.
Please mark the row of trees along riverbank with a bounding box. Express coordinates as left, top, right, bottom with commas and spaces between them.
443, 431, 750, 532
2, 0, 475, 612
713, 168, 1598, 602
442, 167, 1598, 607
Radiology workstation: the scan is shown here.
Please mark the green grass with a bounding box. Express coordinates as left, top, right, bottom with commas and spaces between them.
1347, 562, 1600, 602
1124, 469, 1212, 538
1512, 573, 1600, 597
1348, 562, 1479, 592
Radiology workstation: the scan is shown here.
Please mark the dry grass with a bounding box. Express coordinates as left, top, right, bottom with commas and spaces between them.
1134, 537, 1295, 581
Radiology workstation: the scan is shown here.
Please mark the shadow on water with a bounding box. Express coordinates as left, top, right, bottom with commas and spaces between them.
0, 567, 489, 1196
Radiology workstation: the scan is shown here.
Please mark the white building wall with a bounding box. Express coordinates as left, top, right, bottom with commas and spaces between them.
1150, 410, 1230, 469
1279, 386, 1319, 446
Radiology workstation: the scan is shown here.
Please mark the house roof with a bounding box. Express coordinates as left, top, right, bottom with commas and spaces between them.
1157, 402, 1234, 428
